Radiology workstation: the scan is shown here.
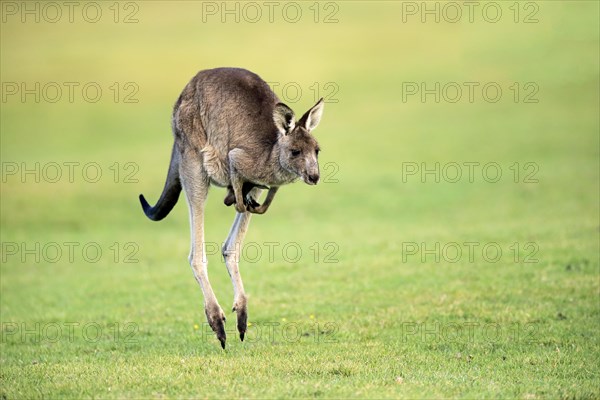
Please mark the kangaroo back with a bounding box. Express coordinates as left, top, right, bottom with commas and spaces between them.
176, 68, 281, 187
187, 68, 280, 151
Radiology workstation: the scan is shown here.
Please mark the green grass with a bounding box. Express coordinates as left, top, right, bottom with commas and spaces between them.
1, 1, 599, 398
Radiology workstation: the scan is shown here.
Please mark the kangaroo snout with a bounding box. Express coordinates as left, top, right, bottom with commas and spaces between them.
306, 173, 320, 185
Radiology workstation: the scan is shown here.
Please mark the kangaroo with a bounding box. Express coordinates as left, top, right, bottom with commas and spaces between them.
139, 67, 325, 348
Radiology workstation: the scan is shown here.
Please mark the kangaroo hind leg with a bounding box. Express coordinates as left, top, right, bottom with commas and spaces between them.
222, 188, 262, 341
180, 149, 227, 349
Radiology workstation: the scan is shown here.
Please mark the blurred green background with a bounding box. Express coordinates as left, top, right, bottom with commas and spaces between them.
1, 1, 598, 398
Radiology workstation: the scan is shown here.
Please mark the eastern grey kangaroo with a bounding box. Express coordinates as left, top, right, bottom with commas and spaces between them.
139, 68, 325, 348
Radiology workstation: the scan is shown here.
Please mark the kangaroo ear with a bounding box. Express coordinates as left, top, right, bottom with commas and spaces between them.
300, 98, 324, 132
273, 103, 295, 135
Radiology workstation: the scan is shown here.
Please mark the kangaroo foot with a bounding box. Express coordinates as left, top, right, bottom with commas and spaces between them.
205, 303, 227, 349
232, 295, 248, 342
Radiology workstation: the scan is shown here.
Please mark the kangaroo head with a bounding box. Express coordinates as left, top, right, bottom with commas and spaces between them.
273, 98, 324, 185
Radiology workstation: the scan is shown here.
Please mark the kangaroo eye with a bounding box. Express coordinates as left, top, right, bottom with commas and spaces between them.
315, 148, 320, 156
291, 149, 301, 157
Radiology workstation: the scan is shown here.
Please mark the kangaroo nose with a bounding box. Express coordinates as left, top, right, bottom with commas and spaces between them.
308, 173, 320, 184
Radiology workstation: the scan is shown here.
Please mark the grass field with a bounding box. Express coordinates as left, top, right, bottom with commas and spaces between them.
1, 1, 599, 398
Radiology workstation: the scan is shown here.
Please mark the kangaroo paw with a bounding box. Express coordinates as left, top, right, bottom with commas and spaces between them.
224, 194, 235, 206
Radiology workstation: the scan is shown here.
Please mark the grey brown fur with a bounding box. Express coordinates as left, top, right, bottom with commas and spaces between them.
139, 68, 325, 348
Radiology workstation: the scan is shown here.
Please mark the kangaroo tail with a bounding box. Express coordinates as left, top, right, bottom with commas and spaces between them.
139, 144, 182, 221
